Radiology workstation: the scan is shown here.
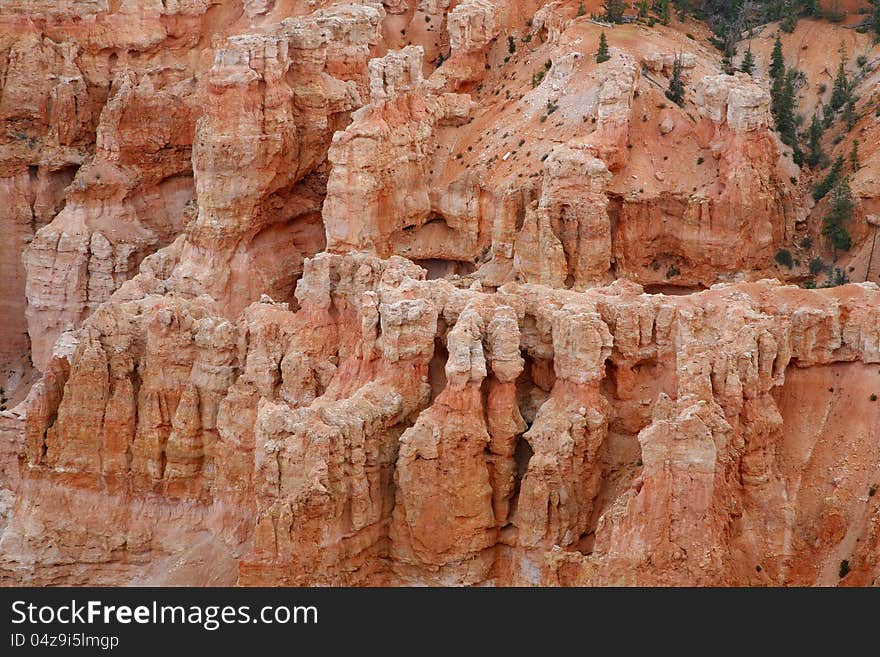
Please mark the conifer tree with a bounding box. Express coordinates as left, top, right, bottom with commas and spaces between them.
806, 112, 824, 168
850, 139, 860, 170
830, 54, 849, 111
871, 0, 880, 41
771, 68, 798, 153
597, 31, 611, 63
822, 105, 834, 129
769, 33, 785, 81
666, 54, 685, 106
673, 0, 692, 21
842, 98, 856, 130
800, 0, 819, 16
780, 0, 798, 33
656, 0, 671, 25
827, 0, 846, 22
823, 175, 853, 252
740, 45, 755, 75
602, 0, 626, 23
812, 155, 844, 201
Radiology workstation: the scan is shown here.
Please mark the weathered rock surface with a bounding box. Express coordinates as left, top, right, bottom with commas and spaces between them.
3, 251, 880, 586
0, 0, 223, 380
3, 2, 880, 588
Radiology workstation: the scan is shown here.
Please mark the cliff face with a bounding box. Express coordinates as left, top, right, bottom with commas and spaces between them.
0, 1, 220, 388
2, 1, 880, 587
4, 252, 880, 586
322, 19, 796, 291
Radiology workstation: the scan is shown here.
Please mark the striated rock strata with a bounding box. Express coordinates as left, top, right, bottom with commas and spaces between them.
3, 252, 880, 586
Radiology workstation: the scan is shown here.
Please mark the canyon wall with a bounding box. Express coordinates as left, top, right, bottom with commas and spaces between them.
1, 1, 879, 586
3, 252, 880, 585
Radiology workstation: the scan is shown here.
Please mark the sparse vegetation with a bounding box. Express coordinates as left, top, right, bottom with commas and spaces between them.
826, 0, 847, 22
824, 267, 850, 287
809, 257, 825, 275
508, 36, 516, 54
780, 0, 799, 32
830, 52, 851, 112
844, 98, 858, 130
769, 33, 785, 81
806, 113, 825, 168
868, 0, 880, 41
597, 31, 610, 64
602, 0, 627, 23
775, 249, 794, 268
812, 156, 844, 201
740, 45, 755, 75
822, 175, 854, 252
665, 55, 685, 107
770, 66, 801, 162
657, 0, 671, 25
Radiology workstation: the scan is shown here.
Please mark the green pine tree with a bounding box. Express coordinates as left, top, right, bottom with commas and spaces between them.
665, 54, 685, 106
577, 2, 585, 17
602, 0, 626, 23
769, 33, 785, 81
638, 0, 649, 18
827, 0, 846, 22
740, 45, 755, 75
673, 0, 692, 21
812, 155, 844, 201
657, 0, 671, 25
771, 68, 799, 159
850, 139, 860, 170
780, 0, 798, 33
830, 54, 849, 111
806, 112, 824, 168
844, 98, 857, 129
871, 0, 880, 41
800, 0, 819, 16
822, 175, 854, 252
597, 32, 611, 63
